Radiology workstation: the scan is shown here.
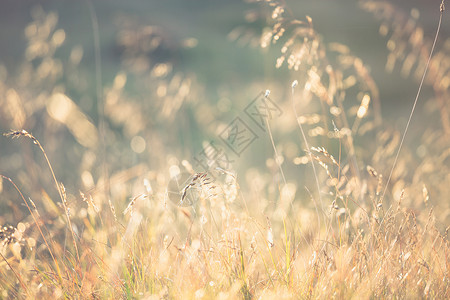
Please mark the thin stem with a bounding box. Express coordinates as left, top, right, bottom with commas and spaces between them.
0, 175, 63, 283
0, 252, 30, 295
36, 140, 80, 262
3, 130, 80, 261
381, 1, 445, 201
86, 0, 110, 214
265, 102, 287, 188
291, 83, 325, 228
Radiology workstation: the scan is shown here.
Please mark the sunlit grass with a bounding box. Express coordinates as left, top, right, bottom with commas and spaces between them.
0, 1, 449, 299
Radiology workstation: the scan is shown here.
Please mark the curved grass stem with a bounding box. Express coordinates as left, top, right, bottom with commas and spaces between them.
381, 1, 445, 202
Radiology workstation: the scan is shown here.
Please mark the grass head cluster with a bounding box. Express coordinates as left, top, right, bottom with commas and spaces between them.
0, 0, 448, 299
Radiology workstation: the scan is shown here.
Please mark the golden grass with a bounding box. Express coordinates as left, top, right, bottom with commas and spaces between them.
0, 1, 449, 299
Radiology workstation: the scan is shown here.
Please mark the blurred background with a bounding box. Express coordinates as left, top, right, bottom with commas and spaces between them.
0, 0, 449, 224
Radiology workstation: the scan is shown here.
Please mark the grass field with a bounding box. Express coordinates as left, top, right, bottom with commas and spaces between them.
0, 0, 449, 298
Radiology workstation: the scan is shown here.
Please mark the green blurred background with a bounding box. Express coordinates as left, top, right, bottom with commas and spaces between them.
1, 0, 445, 114
0, 0, 448, 210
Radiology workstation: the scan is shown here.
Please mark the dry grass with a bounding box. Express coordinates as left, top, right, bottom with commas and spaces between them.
0, 1, 449, 299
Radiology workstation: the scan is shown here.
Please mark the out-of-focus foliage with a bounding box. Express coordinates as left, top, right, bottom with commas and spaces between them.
0, 1, 448, 298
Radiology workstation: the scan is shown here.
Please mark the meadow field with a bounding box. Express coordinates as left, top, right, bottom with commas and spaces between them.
0, 0, 449, 298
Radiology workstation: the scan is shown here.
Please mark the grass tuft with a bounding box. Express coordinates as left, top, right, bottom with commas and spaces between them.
0, 1, 448, 299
